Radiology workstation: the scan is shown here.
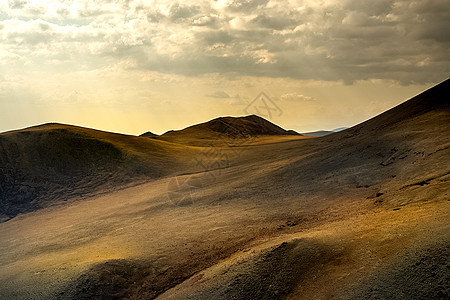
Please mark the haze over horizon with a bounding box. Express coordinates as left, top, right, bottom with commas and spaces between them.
1, 0, 449, 135
0, 2, 449, 296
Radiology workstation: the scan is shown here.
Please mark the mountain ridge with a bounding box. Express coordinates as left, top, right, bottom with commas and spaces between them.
0, 79, 448, 299
1, 79, 448, 221
140, 114, 301, 146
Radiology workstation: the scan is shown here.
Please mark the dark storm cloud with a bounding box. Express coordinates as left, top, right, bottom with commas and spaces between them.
1, 0, 448, 84
134, 0, 449, 84
343, 0, 394, 16
202, 0, 449, 84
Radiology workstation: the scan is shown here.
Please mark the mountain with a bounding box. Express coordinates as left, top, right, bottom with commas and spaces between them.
154, 78, 450, 299
149, 115, 301, 146
263, 78, 449, 201
301, 130, 334, 136
332, 127, 348, 132
0, 123, 197, 220
140, 131, 159, 138
0, 79, 448, 299
302, 127, 348, 137
0, 116, 301, 220
344, 79, 449, 133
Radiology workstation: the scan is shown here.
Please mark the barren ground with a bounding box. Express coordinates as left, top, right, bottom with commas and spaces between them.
0, 80, 449, 299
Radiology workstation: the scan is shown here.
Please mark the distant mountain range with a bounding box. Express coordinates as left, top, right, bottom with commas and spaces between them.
301, 127, 348, 137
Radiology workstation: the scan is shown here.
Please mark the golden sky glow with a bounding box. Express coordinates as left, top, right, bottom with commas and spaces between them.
0, 0, 448, 134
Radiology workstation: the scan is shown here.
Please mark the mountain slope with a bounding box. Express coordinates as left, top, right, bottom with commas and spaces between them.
251, 79, 450, 208
301, 130, 334, 137
149, 115, 301, 146
0, 79, 448, 299
0, 116, 304, 221
152, 79, 450, 300
348, 78, 450, 132
302, 127, 348, 137
140, 131, 159, 138
0, 123, 197, 220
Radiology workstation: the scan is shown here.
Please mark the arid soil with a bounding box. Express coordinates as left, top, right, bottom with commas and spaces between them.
0, 79, 448, 299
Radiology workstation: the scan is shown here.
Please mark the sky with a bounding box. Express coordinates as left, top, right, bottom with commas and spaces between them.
0, 0, 449, 135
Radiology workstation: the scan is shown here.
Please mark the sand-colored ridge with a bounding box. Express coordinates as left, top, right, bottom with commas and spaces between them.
150, 114, 302, 146
0, 79, 449, 299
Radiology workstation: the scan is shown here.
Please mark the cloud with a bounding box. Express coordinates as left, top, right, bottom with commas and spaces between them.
0, 0, 448, 85
226, 0, 270, 13
280, 93, 314, 102
228, 93, 247, 106
250, 14, 297, 30
169, 3, 200, 22
206, 91, 230, 98
8, 0, 28, 10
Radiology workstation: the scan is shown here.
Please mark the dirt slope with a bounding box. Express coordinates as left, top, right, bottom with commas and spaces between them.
153, 79, 450, 300
0, 79, 448, 299
150, 115, 301, 146
0, 124, 198, 220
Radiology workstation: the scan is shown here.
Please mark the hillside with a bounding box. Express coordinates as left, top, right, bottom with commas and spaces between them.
0, 116, 305, 221
301, 130, 333, 137
301, 127, 347, 137
148, 115, 301, 146
153, 79, 450, 299
0, 79, 448, 299
0, 124, 198, 221
262, 78, 450, 203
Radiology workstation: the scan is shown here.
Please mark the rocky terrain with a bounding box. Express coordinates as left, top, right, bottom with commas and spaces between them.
0, 79, 448, 299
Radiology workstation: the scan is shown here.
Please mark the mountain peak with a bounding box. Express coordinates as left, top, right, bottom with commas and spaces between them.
163, 115, 300, 139
140, 131, 159, 138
